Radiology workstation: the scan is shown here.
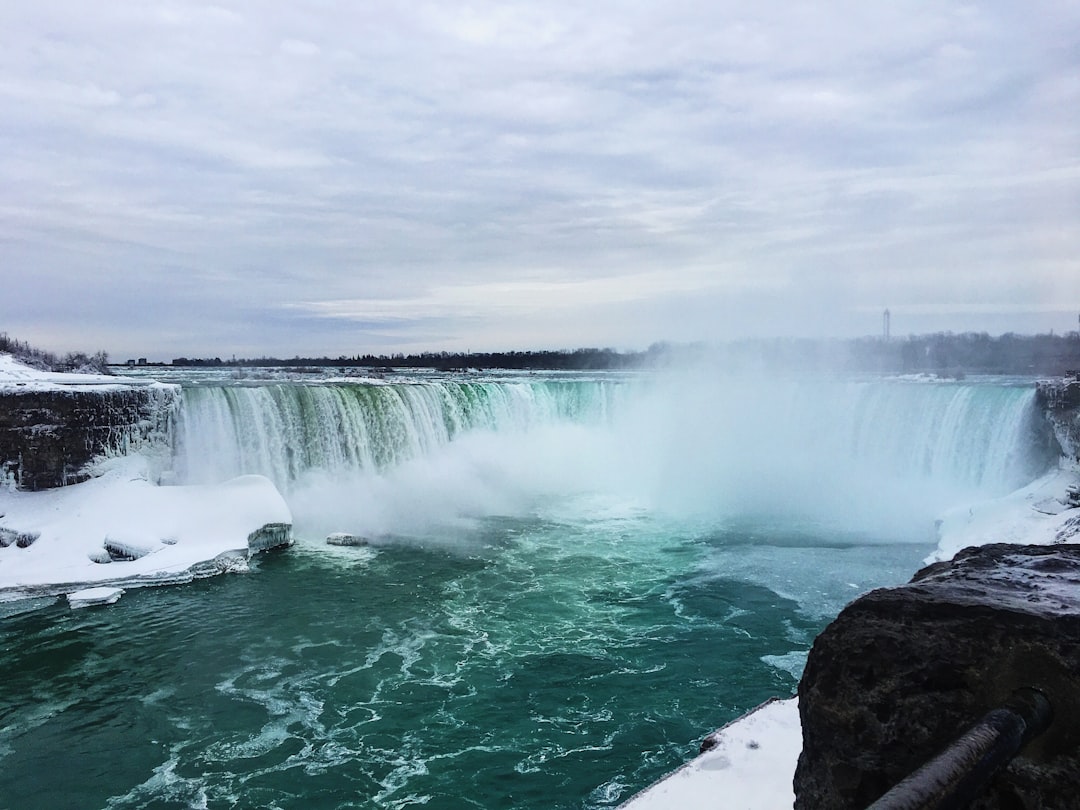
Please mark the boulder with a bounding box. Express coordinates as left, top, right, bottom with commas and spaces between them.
326, 532, 370, 547
795, 544, 1080, 809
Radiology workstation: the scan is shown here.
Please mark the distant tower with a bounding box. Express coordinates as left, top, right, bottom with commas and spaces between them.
883, 308, 891, 341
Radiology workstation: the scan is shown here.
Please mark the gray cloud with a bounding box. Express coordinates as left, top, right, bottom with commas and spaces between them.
1, 0, 1078, 359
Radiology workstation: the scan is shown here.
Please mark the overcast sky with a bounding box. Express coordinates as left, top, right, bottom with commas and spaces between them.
2, 1, 1078, 360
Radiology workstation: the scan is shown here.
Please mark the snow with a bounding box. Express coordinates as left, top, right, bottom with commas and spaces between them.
4, 351, 1079, 806
0, 353, 165, 392
0, 456, 292, 601
67, 586, 124, 608
619, 698, 801, 810
928, 463, 1080, 563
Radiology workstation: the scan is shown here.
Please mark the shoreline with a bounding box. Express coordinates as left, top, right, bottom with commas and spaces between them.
619, 460, 1080, 808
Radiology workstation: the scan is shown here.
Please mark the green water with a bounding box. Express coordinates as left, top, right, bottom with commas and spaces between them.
0, 510, 930, 810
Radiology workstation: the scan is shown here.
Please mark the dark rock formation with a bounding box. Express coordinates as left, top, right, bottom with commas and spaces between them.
0, 386, 178, 490
795, 544, 1080, 809
1036, 378, 1080, 463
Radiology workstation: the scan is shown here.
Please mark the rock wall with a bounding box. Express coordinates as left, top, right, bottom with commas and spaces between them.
0, 386, 179, 490
794, 544, 1080, 809
1036, 378, 1080, 463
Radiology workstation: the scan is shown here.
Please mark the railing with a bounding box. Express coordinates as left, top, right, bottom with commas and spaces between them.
866, 688, 1053, 810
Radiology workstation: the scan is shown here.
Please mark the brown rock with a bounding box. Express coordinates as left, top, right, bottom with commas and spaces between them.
795, 544, 1080, 809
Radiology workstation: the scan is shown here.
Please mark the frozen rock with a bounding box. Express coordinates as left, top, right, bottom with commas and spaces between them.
326, 532, 370, 547
247, 522, 292, 552
103, 537, 155, 561
67, 587, 123, 608
0, 527, 39, 548
0, 371, 179, 490
1037, 379, 1080, 463
619, 698, 800, 810
0, 466, 292, 600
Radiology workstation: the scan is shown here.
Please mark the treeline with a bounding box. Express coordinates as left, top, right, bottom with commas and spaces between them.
847, 332, 1080, 376
171, 347, 652, 371
0, 333, 111, 375
171, 332, 1080, 376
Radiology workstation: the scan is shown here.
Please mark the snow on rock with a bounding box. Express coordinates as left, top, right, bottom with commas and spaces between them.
0, 456, 292, 601
618, 698, 800, 810
0, 353, 144, 392
67, 586, 123, 608
929, 463, 1080, 563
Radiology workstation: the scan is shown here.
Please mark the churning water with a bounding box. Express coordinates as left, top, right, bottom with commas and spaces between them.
0, 371, 1055, 809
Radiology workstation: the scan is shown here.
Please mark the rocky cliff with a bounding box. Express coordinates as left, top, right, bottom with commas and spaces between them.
0, 385, 179, 490
1036, 378, 1080, 463
794, 544, 1080, 809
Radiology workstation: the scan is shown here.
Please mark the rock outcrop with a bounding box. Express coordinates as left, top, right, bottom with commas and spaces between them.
1036, 378, 1080, 463
0, 386, 179, 490
795, 544, 1080, 809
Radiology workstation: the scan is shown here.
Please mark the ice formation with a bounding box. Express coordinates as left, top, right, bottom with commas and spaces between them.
0, 456, 292, 602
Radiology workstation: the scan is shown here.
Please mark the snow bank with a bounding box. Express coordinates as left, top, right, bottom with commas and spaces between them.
67, 586, 124, 608
0, 457, 292, 601
0, 353, 150, 392
619, 698, 801, 810
929, 463, 1080, 563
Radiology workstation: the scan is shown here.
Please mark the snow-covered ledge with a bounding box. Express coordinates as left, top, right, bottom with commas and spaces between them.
0, 457, 292, 603
0, 353, 179, 490
618, 698, 801, 810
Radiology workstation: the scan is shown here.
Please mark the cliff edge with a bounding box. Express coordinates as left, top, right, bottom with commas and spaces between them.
0, 355, 179, 490
796, 543, 1080, 809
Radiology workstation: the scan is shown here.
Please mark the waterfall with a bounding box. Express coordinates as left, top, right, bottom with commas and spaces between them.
171, 375, 1055, 539
174, 380, 620, 489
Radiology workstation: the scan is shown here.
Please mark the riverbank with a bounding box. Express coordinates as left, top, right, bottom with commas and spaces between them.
619, 461, 1080, 809
0, 355, 292, 603
0, 455, 292, 603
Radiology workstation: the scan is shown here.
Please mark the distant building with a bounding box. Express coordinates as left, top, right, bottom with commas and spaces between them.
137, 358, 147, 366
126, 359, 136, 366
883, 309, 891, 341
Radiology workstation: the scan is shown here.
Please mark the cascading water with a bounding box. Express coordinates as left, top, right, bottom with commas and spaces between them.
0, 371, 1058, 810
175, 380, 620, 489
173, 374, 1052, 541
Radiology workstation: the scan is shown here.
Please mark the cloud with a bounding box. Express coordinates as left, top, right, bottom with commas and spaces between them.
0, 0, 1077, 358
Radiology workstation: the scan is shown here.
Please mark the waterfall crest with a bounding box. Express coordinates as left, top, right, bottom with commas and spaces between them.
173, 376, 1054, 538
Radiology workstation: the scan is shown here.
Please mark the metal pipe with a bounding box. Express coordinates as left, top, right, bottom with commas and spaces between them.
865, 688, 1053, 810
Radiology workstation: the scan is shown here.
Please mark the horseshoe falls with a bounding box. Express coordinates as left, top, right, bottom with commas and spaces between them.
0, 372, 1056, 809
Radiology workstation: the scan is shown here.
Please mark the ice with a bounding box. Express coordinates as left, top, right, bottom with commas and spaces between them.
0, 353, 161, 392
67, 586, 124, 608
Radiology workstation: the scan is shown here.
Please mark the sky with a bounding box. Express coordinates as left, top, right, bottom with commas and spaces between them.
1, 1, 1078, 361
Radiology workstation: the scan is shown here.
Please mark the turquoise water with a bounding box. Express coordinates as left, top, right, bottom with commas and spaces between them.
0, 373, 1050, 808
0, 512, 928, 810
